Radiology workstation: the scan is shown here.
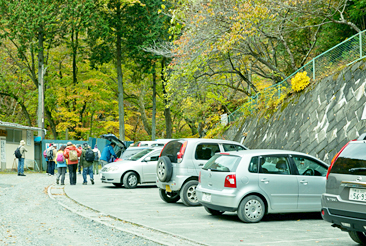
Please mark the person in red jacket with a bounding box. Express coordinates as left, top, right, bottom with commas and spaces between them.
63, 142, 82, 185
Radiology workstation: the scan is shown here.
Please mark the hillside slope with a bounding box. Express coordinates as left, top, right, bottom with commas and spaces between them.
224, 59, 366, 163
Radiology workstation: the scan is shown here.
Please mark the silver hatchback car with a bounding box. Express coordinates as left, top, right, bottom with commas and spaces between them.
322, 135, 366, 244
196, 149, 329, 223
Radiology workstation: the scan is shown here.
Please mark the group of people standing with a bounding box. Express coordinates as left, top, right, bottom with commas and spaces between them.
15, 139, 115, 185
44, 142, 101, 185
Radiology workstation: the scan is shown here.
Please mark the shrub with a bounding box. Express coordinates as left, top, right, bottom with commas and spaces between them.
291, 71, 310, 92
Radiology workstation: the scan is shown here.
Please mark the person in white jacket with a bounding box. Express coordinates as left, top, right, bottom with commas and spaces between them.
17, 140, 27, 176
92, 145, 101, 175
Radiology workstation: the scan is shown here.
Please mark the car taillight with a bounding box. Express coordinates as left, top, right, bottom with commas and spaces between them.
199, 171, 201, 183
177, 141, 188, 163
224, 174, 236, 188
137, 143, 141, 147
326, 140, 354, 179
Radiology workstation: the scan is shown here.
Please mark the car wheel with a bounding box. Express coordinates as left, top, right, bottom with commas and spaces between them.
113, 183, 122, 188
180, 180, 200, 206
159, 188, 180, 203
237, 195, 265, 223
349, 231, 366, 244
204, 206, 224, 215
123, 171, 138, 189
156, 156, 173, 182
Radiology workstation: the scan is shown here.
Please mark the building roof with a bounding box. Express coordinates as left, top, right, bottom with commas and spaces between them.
0, 121, 45, 131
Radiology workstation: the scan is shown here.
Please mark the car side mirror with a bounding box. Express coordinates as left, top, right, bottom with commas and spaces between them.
144, 157, 151, 162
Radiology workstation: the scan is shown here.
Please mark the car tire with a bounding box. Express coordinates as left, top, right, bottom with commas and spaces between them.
237, 195, 265, 223
349, 231, 366, 244
159, 188, 180, 203
204, 206, 224, 215
113, 183, 122, 188
180, 180, 200, 206
123, 171, 138, 189
156, 156, 173, 182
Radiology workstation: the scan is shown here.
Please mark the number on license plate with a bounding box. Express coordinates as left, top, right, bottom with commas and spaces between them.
202, 193, 211, 202
349, 188, 366, 202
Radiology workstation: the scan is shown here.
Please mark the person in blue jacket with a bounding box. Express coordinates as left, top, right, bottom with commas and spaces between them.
100, 142, 117, 167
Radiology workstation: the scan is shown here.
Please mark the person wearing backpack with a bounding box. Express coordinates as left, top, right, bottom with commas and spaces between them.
55, 145, 67, 185
80, 143, 94, 185
92, 145, 101, 175
44, 144, 53, 175
63, 142, 82, 185
46, 143, 57, 176
15, 140, 27, 176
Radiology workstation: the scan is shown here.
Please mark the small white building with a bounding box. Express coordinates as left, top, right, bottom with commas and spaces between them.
0, 121, 44, 171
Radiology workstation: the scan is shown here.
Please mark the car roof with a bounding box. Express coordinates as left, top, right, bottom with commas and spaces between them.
219, 149, 328, 165
172, 138, 242, 144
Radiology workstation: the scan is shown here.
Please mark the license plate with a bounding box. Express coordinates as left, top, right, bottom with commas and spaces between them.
349, 188, 366, 202
202, 193, 211, 202
165, 185, 172, 192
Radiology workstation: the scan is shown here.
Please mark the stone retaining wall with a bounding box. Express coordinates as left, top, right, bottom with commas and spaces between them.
223, 59, 366, 163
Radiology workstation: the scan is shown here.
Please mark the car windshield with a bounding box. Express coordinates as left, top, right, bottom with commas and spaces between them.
203, 154, 241, 172
128, 148, 154, 161
121, 148, 146, 159
332, 142, 366, 175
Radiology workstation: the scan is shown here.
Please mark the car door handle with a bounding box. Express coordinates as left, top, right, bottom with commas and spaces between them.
199, 163, 204, 166
260, 179, 269, 184
300, 180, 308, 185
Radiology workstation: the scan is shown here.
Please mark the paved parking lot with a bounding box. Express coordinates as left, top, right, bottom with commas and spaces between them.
64, 178, 356, 246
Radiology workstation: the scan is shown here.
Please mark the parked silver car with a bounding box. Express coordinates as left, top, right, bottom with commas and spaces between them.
196, 149, 329, 223
101, 147, 162, 188
156, 138, 247, 206
322, 134, 366, 244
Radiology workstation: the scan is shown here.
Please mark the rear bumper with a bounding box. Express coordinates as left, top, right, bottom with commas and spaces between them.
196, 186, 237, 211
200, 201, 237, 212
322, 207, 366, 232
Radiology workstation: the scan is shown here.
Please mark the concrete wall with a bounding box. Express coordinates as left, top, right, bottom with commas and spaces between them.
223, 59, 366, 164
0, 129, 36, 170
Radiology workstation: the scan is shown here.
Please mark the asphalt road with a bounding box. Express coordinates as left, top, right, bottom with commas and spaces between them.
63, 175, 357, 246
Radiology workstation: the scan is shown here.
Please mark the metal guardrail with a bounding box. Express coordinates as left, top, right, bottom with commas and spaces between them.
227, 30, 366, 124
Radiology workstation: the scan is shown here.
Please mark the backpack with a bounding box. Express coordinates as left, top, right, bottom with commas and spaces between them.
43, 150, 47, 158
94, 151, 99, 161
69, 149, 78, 161
47, 148, 54, 159
56, 152, 65, 163
14, 147, 22, 158
85, 148, 95, 162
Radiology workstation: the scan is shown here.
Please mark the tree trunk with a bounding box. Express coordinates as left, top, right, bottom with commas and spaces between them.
116, 3, 125, 141
151, 65, 156, 140
138, 88, 152, 135
37, 26, 45, 139
161, 58, 172, 138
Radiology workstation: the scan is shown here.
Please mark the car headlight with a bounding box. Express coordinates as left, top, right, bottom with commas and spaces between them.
106, 166, 120, 172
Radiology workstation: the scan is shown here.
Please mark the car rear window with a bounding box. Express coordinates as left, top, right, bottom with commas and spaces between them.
331, 142, 366, 175
160, 141, 183, 163
202, 154, 241, 172
223, 144, 246, 151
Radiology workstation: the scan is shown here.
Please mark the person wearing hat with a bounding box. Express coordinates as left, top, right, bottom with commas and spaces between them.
16, 140, 27, 176
63, 142, 82, 185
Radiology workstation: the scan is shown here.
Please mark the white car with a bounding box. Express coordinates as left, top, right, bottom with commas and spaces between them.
101, 147, 162, 188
